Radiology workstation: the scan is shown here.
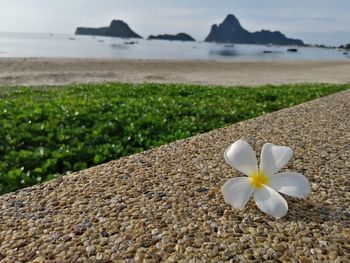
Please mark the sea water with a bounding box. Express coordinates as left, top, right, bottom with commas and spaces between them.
0, 32, 348, 61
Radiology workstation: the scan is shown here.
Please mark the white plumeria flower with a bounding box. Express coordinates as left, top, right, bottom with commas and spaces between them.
222, 140, 311, 219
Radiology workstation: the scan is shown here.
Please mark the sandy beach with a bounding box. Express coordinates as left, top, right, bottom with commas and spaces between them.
0, 58, 350, 86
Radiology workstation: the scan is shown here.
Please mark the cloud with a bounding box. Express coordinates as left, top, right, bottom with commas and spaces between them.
0, 0, 349, 45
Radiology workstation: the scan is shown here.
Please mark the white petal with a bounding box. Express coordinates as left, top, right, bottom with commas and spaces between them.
260, 143, 293, 176
224, 140, 258, 176
254, 185, 288, 219
222, 177, 254, 209
268, 172, 311, 198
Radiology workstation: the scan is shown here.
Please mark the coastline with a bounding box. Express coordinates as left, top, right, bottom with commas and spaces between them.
0, 57, 350, 86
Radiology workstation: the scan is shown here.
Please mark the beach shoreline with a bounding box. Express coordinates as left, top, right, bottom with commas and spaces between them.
0, 57, 350, 86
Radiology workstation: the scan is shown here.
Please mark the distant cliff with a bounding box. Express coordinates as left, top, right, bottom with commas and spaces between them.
148, 33, 195, 41
75, 20, 142, 38
205, 14, 304, 45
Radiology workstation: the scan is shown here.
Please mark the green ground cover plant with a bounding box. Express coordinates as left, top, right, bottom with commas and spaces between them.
0, 83, 348, 194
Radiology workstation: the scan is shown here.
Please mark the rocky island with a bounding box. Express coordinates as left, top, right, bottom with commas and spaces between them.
339, 43, 350, 49
205, 14, 304, 45
148, 33, 195, 41
75, 20, 142, 38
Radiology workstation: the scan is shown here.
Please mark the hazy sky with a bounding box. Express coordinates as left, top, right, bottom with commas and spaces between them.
1, 0, 349, 45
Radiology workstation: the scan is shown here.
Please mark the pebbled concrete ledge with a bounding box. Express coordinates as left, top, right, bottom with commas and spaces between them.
0, 90, 349, 262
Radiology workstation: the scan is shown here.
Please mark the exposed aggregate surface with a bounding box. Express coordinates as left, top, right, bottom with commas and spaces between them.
0, 90, 349, 262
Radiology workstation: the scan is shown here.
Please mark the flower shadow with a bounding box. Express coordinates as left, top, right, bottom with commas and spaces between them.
284, 198, 347, 225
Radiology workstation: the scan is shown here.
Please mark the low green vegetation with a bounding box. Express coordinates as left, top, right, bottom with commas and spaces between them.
0, 83, 348, 194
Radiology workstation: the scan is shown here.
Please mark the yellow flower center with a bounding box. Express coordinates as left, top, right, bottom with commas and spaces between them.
250, 171, 269, 189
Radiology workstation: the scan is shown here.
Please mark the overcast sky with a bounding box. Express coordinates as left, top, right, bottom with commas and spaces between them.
1, 0, 349, 45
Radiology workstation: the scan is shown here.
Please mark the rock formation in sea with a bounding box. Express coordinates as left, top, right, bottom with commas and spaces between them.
148, 33, 195, 41
75, 20, 142, 38
205, 14, 304, 45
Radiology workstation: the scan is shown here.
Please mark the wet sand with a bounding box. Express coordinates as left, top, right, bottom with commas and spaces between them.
0, 58, 350, 86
